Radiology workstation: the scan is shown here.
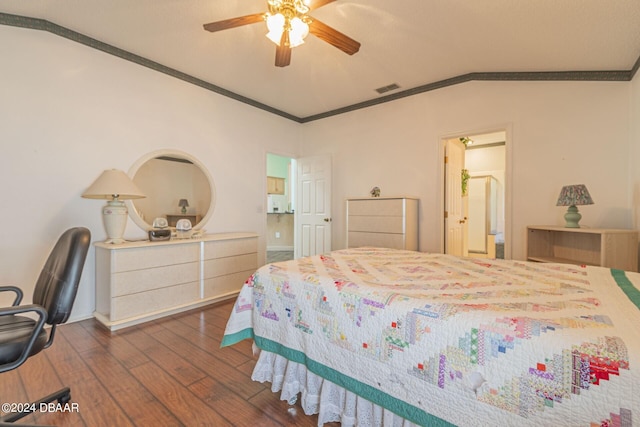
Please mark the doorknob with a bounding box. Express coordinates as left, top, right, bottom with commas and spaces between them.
323, 218, 332, 222
459, 217, 467, 224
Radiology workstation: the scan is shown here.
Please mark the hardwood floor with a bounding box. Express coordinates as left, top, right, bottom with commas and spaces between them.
0, 298, 336, 426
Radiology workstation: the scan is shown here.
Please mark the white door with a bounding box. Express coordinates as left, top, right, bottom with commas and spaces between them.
444, 139, 468, 256
295, 154, 332, 258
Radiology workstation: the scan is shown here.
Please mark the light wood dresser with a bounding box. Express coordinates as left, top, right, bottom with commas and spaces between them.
346, 197, 419, 250
526, 226, 638, 271
94, 232, 258, 330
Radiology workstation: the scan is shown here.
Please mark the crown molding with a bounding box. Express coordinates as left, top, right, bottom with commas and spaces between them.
301, 70, 632, 122
0, 12, 301, 122
1, 12, 638, 124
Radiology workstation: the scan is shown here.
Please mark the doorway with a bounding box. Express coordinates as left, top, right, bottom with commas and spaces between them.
294, 154, 332, 259
442, 130, 508, 259
266, 153, 296, 264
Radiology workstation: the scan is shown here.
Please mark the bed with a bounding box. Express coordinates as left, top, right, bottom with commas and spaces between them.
222, 247, 640, 426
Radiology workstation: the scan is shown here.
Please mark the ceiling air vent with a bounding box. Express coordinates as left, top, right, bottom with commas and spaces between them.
375, 83, 400, 94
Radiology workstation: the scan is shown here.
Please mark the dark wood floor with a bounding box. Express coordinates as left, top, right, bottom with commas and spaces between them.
0, 298, 338, 426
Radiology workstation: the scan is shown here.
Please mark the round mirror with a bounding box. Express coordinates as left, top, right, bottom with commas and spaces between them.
126, 149, 215, 231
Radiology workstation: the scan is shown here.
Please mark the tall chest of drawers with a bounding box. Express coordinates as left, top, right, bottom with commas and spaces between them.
94, 232, 257, 330
346, 197, 419, 250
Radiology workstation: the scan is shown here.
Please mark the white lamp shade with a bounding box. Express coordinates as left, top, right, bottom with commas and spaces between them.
266, 13, 285, 45
82, 169, 146, 200
82, 169, 145, 244
289, 17, 309, 47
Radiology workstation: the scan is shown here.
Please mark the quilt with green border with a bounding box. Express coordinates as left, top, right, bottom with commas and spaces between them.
222, 247, 640, 426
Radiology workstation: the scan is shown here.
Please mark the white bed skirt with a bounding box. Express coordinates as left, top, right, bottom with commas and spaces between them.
252, 349, 419, 427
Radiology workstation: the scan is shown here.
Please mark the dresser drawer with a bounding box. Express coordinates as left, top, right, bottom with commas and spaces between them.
203, 237, 258, 259
112, 262, 199, 296
203, 253, 258, 279
348, 231, 406, 249
111, 281, 199, 321
204, 270, 254, 299
347, 199, 405, 216
111, 244, 199, 272
348, 215, 405, 233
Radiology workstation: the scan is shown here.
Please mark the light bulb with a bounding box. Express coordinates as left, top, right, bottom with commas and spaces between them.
288, 17, 309, 48
266, 13, 285, 45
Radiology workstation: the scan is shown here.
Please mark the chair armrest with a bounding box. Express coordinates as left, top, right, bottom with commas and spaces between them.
0, 285, 23, 306
0, 304, 48, 374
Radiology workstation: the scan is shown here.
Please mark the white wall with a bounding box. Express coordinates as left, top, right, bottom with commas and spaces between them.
2, 23, 638, 324
299, 80, 633, 261
632, 71, 640, 231
0, 25, 300, 320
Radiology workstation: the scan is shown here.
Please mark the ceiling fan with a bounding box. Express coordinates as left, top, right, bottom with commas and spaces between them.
203, 0, 361, 67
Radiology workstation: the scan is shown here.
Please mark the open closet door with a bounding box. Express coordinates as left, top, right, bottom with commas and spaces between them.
444, 139, 468, 256
295, 154, 332, 258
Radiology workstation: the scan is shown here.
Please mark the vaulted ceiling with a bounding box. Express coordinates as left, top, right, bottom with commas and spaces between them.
1, 0, 639, 122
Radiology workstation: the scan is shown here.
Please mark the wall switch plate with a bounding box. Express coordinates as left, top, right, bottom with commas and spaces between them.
275, 232, 281, 238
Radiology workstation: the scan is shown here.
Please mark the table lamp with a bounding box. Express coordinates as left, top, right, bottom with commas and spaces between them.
178, 199, 189, 214
82, 169, 146, 243
556, 184, 594, 228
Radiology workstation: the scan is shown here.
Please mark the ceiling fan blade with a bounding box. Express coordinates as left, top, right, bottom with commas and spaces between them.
275, 31, 292, 67
307, 0, 336, 11
308, 18, 361, 55
203, 13, 265, 32
275, 45, 292, 67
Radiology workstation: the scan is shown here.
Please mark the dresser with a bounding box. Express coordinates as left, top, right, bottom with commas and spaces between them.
526, 226, 638, 271
346, 197, 419, 250
94, 232, 258, 330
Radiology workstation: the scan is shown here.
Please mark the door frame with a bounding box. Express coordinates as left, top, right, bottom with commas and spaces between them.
437, 125, 513, 259
265, 150, 298, 262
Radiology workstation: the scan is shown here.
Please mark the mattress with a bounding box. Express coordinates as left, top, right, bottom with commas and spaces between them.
222, 247, 640, 426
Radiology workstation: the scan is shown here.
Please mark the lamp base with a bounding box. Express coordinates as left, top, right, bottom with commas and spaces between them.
104, 237, 127, 245
564, 205, 582, 228
103, 199, 128, 243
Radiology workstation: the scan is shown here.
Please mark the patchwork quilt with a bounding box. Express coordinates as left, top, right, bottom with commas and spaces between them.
222, 247, 640, 426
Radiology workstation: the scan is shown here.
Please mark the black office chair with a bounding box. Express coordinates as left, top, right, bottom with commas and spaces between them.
0, 227, 91, 424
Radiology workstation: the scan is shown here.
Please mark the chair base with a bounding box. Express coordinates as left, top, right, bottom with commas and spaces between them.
0, 386, 70, 424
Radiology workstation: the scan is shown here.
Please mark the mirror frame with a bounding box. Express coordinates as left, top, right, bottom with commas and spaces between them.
126, 149, 216, 231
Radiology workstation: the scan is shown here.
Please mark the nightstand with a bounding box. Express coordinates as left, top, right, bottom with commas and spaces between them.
526, 226, 638, 271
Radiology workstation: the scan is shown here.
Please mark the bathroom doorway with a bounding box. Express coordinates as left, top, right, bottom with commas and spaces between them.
443, 130, 508, 259
266, 153, 296, 264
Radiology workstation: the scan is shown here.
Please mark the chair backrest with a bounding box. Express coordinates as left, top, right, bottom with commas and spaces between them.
32, 227, 91, 325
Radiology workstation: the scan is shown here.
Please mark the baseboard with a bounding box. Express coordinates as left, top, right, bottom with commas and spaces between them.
267, 245, 294, 251
93, 292, 239, 331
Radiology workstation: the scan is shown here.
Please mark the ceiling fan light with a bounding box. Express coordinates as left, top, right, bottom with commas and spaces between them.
294, 0, 310, 14
266, 13, 285, 45
289, 17, 309, 47
266, 28, 284, 45
266, 13, 284, 32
